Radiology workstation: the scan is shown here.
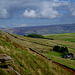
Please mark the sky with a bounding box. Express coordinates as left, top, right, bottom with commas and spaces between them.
0, 0, 75, 28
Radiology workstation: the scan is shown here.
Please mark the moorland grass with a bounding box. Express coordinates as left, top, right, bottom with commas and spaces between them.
0, 31, 72, 75
10, 32, 75, 69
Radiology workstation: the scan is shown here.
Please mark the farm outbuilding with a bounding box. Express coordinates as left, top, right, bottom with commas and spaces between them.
62, 53, 75, 59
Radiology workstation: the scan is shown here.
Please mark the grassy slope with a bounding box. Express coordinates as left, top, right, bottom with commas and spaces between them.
0, 31, 71, 75
44, 33, 75, 51
10, 32, 75, 69
43, 33, 75, 69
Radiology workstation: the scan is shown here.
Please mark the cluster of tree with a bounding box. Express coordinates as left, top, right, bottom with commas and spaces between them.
24, 34, 54, 40
24, 34, 44, 38
53, 45, 69, 55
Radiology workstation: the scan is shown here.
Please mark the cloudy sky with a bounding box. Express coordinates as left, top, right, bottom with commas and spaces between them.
0, 0, 75, 28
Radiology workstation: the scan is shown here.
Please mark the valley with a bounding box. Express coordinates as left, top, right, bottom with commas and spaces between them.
0, 31, 75, 75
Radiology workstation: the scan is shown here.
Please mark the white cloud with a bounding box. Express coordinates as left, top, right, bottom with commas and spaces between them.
0, 9, 9, 19
22, 8, 60, 19
39, 1, 61, 18
0, 0, 75, 19
22, 1, 63, 19
22, 10, 37, 18
40, 8, 60, 18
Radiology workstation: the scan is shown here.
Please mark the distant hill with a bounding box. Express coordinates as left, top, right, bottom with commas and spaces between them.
0, 24, 75, 35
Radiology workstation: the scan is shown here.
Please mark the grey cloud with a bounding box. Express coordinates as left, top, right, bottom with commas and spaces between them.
0, 0, 40, 18
0, 8, 10, 19
0, 0, 75, 19
22, 0, 70, 18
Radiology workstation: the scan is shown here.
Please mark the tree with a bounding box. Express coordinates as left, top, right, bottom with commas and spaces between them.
64, 47, 69, 53
53, 45, 61, 52
61, 47, 69, 55
60, 47, 64, 52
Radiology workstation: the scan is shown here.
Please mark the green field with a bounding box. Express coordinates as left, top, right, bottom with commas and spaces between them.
42, 33, 75, 69
44, 33, 75, 51
42, 51, 62, 57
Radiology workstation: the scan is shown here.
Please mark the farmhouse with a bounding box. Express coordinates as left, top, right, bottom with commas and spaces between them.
62, 53, 75, 59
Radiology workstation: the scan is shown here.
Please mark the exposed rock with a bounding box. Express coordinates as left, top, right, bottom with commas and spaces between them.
0, 54, 13, 66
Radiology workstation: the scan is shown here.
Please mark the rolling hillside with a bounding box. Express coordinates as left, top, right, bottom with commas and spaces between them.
11, 32, 75, 70
0, 31, 75, 75
0, 30, 73, 75
0, 24, 75, 35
